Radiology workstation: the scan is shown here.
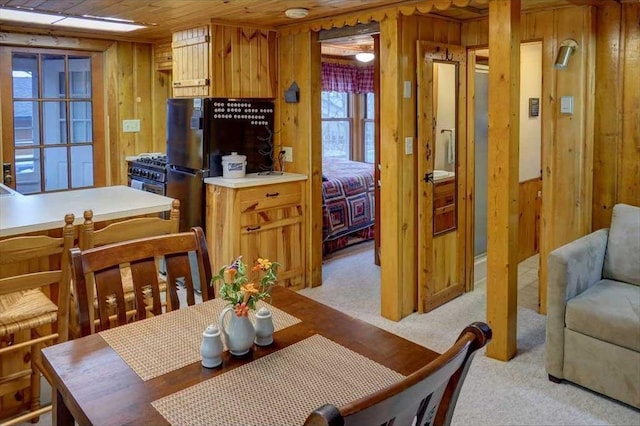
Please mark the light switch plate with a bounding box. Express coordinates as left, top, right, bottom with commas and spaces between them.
403, 81, 412, 98
560, 96, 573, 114
123, 119, 140, 132
405, 137, 413, 155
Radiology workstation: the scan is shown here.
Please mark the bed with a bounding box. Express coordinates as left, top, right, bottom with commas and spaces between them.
322, 158, 376, 255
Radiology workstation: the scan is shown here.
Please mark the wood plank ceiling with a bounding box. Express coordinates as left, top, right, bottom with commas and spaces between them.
0, 0, 600, 42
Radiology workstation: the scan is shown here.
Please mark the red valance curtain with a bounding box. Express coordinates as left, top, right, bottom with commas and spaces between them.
321, 62, 374, 93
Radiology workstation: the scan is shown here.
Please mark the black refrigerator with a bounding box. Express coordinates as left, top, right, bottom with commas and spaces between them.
166, 97, 275, 232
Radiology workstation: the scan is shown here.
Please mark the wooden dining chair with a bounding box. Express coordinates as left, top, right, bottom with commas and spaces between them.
0, 214, 75, 425
304, 322, 492, 426
67, 199, 180, 338
70, 226, 214, 337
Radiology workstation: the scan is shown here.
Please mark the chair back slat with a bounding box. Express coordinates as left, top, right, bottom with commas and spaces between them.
71, 226, 214, 336
94, 266, 129, 331
304, 322, 492, 426
80, 200, 180, 249
0, 271, 62, 296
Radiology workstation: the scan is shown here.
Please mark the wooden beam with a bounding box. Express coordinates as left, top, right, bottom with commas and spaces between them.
486, 0, 520, 361
379, 13, 403, 321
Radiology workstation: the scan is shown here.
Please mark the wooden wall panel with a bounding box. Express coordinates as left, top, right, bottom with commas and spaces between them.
105, 42, 157, 185
211, 25, 276, 98
619, 4, 640, 207
593, 3, 640, 228
154, 40, 173, 71
593, 4, 622, 228
152, 70, 171, 154
276, 30, 322, 288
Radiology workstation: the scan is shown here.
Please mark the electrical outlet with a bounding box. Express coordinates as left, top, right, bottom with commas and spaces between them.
282, 146, 293, 162
122, 119, 140, 133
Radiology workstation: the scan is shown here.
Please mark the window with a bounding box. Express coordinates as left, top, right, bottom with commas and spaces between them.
321, 91, 351, 160
320, 62, 375, 163
10, 51, 95, 194
321, 91, 375, 163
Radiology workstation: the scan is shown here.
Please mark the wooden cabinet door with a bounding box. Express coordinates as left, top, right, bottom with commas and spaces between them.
172, 26, 210, 97
210, 25, 276, 98
239, 204, 304, 290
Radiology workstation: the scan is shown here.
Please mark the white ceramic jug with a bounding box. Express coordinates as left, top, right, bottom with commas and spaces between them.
218, 306, 255, 356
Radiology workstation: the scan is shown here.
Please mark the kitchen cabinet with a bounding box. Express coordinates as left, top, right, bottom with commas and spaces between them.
206, 175, 306, 290
170, 24, 276, 98
171, 26, 211, 98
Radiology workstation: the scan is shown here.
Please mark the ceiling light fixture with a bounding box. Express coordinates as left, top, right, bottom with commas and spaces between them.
355, 52, 375, 63
284, 8, 309, 19
0, 6, 148, 32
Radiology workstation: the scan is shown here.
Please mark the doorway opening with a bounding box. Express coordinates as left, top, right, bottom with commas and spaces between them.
318, 24, 380, 272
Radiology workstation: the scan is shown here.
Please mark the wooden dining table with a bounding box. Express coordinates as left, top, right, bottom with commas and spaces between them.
42, 286, 440, 426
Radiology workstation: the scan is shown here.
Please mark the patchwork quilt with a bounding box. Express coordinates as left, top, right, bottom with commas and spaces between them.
322, 159, 375, 246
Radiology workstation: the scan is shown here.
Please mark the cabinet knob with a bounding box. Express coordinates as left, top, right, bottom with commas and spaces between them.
246, 225, 261, 232
265, 192, 279, 198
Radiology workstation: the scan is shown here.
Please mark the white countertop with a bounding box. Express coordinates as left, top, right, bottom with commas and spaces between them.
204, 172, 307, 188
0, 185, 174, 237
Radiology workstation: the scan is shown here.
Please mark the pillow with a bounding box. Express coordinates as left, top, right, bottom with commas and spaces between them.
322, 175, 328, 182
603, 203, 640, 286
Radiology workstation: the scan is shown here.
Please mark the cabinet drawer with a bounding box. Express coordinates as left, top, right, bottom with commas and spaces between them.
434, 179, 455, 208
237, 181, 303, 213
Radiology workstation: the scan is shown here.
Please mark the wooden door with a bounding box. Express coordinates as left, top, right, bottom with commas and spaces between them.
417, 41, 467, 313
0, 47, 105, 193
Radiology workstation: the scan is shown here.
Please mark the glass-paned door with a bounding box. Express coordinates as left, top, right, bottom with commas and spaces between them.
5, 49, 98, 194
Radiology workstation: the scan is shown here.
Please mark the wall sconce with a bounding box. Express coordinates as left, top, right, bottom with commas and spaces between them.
554, 39, 578, 70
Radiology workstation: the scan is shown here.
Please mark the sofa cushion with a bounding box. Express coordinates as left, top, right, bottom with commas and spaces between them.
603, 203, 640, 286
565, 279, 640, 352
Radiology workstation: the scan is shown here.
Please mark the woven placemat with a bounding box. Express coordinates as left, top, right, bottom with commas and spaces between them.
151, 334, 405, 426
99, 299, 300, 381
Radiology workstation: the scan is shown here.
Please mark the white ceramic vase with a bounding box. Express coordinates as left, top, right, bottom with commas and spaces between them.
218, 306, 255, 356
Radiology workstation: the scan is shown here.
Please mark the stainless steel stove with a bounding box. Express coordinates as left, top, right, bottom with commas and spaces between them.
127, 154, 167, 195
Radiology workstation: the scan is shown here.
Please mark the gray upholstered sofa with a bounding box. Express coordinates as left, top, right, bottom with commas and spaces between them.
546, 203, 640, 408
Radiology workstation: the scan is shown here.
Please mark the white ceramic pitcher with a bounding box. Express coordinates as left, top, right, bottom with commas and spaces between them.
218, 306, 255, 356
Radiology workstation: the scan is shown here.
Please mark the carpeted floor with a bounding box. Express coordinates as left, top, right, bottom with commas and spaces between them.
298, 241, 640, 426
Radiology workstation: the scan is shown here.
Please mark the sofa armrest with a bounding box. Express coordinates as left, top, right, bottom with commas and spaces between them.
545, 228, 608, 378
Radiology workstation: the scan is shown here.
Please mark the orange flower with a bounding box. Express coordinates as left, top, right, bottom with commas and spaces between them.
257, 258, 272, 270
234, 302, 249, 317
241, 283, 259, 304
224, 268, 237, 282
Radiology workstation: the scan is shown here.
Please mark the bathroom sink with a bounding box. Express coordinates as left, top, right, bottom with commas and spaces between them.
433, 170, 450, 179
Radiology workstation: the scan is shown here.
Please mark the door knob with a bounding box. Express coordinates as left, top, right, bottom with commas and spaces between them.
3, 174, 13, 185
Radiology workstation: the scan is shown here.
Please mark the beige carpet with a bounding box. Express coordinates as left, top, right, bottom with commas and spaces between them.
299, 241, 640, 426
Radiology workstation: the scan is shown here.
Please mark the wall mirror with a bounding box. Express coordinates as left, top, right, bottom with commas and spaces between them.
432, 60, 458, 235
